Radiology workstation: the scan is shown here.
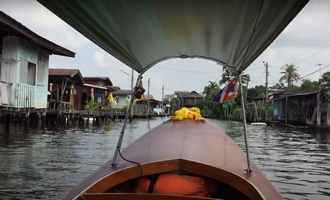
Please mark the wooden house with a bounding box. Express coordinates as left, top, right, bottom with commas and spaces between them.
0, 11, 74, 109
48, 68, 83, 111
82, 83, 108, 107
272, 91, 327, 126
83, 76, 113, 88
172, 91, 203, 109
134, 95, 161, 117
49, 70, 115, 111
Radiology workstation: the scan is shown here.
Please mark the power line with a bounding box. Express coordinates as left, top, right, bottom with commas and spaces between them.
299, 64, 330, 80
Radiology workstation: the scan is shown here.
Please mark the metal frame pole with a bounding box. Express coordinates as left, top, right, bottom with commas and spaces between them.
239, 74, 252, 175
111, 74, 143, 167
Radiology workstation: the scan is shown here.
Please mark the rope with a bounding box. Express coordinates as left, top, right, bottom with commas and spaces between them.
117, 147, 144, 176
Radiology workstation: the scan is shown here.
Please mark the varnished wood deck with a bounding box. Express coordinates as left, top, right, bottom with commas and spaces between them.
65, 120, 281, 200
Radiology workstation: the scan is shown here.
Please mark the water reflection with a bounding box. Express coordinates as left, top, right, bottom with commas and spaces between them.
0, 118, 329, 200
210, 120, 330, 200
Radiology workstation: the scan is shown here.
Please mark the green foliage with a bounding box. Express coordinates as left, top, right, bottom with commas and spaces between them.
85, 99, 99, 111
247, 85, 265, 99
271, 82, 285, 89
279, 64, 300, 88
202, 81, 220, 101
300, 79, 319, 91
319, 72, 330, 89
197, 99, 223, 118
320, 72, 330, 102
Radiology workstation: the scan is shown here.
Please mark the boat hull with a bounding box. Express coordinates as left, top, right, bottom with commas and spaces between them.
66, 120, 281, 200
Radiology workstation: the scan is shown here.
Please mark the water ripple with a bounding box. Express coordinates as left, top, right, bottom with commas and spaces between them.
0, 118, 329, 200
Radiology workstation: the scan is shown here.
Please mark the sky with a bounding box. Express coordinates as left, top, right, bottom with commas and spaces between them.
1, 0, 330, 99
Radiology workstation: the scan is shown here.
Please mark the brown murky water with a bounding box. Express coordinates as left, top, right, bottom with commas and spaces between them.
0, 118, 329, 200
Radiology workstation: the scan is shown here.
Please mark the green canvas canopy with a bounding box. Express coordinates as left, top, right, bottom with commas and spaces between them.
38, 0, 308, 74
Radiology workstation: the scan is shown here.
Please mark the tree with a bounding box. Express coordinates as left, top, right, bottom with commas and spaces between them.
279, 64, 300, 88
271, 82, 285, 89
247, 85, 266, 99
319, 72, 330, 89
300, 79, 319, 91
203, 81, 220, 101
219, 66, 231, 85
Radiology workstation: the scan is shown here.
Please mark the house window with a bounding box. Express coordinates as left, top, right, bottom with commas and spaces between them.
27, 62, 36, 85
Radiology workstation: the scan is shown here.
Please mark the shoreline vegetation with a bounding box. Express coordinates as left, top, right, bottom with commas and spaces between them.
198, 64, 330, 124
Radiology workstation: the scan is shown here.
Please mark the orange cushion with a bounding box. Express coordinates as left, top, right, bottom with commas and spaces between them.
153, 174, 208, 196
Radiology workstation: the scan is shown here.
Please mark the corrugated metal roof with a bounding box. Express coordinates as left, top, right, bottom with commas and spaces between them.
112, 89, 132, 96
83, 76, 113, 86
0, 11, 75, 57
83, 83, 107, 90
49, 68, 81, 77
175, 91, 202, 98
274, 91, 319, 100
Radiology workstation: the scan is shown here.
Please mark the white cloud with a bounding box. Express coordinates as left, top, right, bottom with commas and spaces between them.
3, 0, 330, 99
94, 51, 106, 68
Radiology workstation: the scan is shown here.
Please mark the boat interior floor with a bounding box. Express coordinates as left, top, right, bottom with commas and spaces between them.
77, 159, 262, 200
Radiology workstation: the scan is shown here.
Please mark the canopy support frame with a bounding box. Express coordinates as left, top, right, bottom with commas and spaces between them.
239, 74, 252, 175
112, 73, 143, 168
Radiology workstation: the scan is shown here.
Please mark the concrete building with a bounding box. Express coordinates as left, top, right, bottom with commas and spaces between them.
0, 11, 74, 109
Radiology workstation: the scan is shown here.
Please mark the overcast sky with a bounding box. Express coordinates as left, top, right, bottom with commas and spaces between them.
1, 0, 330, 99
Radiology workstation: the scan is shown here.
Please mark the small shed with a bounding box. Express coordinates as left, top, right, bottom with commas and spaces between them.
0, 11, 74, 109
272, 91, 319, 125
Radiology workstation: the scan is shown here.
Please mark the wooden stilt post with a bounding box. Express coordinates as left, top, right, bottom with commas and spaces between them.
316, 91, 321, 127
285, 96, 288, 126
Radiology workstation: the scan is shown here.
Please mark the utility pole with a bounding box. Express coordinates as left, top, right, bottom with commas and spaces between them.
162, 85, 164, 101
161, 85, 165, 113
263, 61, 269, 103
263, 61, 269, 121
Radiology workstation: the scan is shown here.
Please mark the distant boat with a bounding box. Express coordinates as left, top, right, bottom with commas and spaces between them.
64, 120, 281, 200
251, 122, 267, 126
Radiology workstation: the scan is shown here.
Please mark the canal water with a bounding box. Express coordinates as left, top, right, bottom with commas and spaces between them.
0, 118, 329, 200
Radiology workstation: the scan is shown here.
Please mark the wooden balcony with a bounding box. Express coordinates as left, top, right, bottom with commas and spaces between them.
0, 82, 47, 108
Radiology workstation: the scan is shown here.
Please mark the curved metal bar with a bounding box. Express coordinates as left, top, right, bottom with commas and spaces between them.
239, 74, 252, 175
140, 55, 237, 74
111, 73, 143, 167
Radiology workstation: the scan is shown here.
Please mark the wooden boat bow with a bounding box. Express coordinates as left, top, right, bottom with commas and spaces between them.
66, 120, 281, 200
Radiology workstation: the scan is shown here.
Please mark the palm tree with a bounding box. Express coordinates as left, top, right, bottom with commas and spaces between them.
279, 64, 300, 88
